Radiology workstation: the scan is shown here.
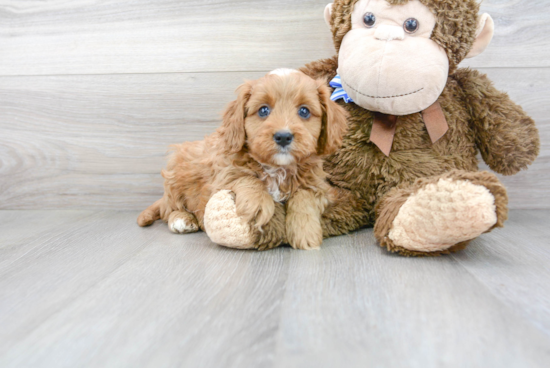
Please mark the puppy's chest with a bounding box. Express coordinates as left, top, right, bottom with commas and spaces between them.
261, 167, 292, 203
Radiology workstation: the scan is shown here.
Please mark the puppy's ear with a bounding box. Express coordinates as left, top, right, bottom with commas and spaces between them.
219, 81, 254, 154
316, 80, 348, 155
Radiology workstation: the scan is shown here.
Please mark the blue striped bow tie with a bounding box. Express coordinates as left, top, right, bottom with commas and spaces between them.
330, 75, 354, 103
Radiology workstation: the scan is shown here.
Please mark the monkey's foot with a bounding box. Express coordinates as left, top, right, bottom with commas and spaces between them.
374, 171, 508, 256
203, 190, 257, 249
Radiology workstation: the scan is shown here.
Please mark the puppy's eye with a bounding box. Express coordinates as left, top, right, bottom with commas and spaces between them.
363, 12, 376, 28
258, 106, 271, 118
404, 18, 419, 34
298, 106, 311, 119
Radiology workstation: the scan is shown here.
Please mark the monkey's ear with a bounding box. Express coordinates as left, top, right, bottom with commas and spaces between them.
324, 4, 333, 29
466, 13, 495, 59
317, 81, 348, 155
219, 81, 253, 154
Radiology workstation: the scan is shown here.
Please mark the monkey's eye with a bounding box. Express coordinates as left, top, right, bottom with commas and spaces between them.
404, 18, 419, 34
298, 106, 311, 119
258, 106, 271, 118
363, 12, 376, 28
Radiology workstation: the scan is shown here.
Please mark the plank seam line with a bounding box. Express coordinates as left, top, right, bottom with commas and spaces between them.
0, 70, 276, 78
0, 66, 548, 78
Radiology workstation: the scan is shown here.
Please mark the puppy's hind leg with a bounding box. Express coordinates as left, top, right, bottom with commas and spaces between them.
168, 210, 200, 234
138, 199, 163, 227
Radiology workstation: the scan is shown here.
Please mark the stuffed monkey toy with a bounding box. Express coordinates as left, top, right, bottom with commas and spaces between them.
203, 0, 539, 256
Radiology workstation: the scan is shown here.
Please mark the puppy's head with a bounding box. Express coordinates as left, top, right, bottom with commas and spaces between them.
219, 69, 348, 167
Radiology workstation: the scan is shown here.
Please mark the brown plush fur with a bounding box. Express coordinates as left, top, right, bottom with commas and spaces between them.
289, 0, 540, 256
300, 55, 538, 254
138, 71, 348, 250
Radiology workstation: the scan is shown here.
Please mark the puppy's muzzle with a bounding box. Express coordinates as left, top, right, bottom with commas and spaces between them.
273, 131, 294, 148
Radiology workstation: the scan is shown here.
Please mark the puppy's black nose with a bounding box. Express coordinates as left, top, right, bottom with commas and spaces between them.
273, 131, 294, 148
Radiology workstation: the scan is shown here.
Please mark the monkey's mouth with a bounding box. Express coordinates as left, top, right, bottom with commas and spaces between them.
342, 79, 424, 99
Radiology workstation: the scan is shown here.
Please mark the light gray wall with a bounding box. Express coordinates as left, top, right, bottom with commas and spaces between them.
0, 0, 548, 210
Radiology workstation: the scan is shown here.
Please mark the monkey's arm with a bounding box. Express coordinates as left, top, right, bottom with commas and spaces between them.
454, 68, 540, 176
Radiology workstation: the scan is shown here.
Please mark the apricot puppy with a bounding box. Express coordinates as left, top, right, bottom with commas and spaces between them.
138, 69, 348, 250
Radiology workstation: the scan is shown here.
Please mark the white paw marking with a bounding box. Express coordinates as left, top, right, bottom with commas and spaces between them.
170, 218, 198, 234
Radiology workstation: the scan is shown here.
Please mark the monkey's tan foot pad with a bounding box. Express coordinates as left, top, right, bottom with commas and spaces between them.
387, 179, 497, 253
203, 190, 257, 249
168, 212, 199, 234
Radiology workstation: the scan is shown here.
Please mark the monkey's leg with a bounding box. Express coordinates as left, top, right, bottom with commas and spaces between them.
168, 210, 199, 234
321, 187, 372, 238
374, 170, 508, 256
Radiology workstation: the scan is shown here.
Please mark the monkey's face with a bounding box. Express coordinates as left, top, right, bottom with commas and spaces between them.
337, 0, 448, 115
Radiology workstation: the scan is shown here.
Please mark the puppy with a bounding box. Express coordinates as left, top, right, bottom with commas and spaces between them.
138, 69, 348, 250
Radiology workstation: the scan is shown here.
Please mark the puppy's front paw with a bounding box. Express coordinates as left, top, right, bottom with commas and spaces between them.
286, 215, 323, 250
235, 190, 275, 229
203, 190, 257, 249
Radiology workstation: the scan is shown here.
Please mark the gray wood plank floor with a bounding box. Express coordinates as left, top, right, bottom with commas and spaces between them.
1, 210, 549, 367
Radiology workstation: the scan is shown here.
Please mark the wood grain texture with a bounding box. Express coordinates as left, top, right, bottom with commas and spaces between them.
0, 211, 290, 368
460, 0, 550, 70
0, 68, 547, 210
0, 71, 262, 210
453, 210, 550, 337
1, 210, 550, 367
0, 0, 548, 76
0, 0, 334, 76
273, 225, 550, 368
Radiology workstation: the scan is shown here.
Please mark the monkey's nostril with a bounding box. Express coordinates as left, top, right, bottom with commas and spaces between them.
273, 131, 294, 148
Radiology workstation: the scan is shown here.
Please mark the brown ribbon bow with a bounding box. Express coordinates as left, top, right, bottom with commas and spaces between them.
370, 101, 449, 156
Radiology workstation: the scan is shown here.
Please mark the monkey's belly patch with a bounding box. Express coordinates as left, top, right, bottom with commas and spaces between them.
388, 179, 497, 252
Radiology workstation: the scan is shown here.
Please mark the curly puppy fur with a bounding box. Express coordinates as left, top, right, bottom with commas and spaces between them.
138, 70, 348, 250
296, 0, 540, 256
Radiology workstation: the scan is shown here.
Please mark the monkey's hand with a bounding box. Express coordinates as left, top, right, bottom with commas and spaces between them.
203, 190, 257, 249
455, 68, 540, 176
203, 190, 286, 250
